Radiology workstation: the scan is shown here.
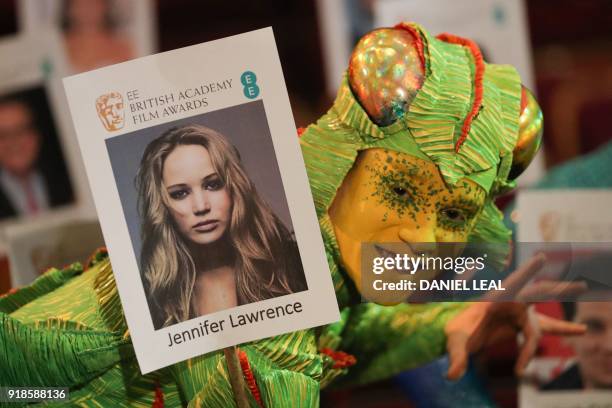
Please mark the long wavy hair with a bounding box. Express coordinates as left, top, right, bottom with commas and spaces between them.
137, 124, 306, 329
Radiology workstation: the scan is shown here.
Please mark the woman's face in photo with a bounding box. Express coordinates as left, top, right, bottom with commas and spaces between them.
162, 144, 232, 245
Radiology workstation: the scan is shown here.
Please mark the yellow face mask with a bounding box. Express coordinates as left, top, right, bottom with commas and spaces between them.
328, 148, 487, 296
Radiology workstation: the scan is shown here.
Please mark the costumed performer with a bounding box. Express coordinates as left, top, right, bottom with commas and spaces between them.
0, 23, 584, 407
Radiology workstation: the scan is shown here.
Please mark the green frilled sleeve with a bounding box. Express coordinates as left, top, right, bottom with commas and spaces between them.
326, 302, 467, 388
0, 257, 181, 407
0, 251, 323, 407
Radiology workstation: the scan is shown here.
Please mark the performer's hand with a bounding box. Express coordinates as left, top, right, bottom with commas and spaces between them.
444, 255, 587, 380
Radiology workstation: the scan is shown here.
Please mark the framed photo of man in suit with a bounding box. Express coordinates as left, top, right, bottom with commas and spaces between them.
0, 86, 75, 220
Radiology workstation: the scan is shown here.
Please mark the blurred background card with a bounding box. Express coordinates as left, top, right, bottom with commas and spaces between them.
517, 190, 612, 242
0, 34, 96, 293
19, 0, 156, 73
0, 33, 94, 222
517, 189, 612, 405
317, 0, 534, 94
520, 387, 612, 408
374, 0, 535, 89
4, 218, 103, 287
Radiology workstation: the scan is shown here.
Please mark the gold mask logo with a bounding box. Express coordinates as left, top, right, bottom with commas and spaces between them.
96, 92, 124, 131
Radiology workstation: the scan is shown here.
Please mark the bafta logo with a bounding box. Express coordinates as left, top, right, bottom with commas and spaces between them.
96, 92, 124, 131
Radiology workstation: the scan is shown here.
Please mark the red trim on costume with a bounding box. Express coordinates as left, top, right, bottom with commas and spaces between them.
436, 33, 485, 152
0, 287, 19, 299
85, 247, 108, 270
238, 349, 264, 407
152, 381, 164, 408
394, 23, 426, 74
320, 348, 357, 369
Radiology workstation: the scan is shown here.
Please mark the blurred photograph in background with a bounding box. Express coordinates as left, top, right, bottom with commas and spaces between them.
518, 189, 612, 406
543, 299, 612, 391
19, 0, 156, 73
0, 86, 74, 221
60, 0, 135, 72
520, 303, 612, 408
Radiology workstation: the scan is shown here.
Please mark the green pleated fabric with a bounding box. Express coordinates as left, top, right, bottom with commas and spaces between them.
333, 301, 467, 387
0, 252, 327, 407
0, 263, 83, 314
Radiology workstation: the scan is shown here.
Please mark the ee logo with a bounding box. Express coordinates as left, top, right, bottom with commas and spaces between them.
241, 71, 259, 99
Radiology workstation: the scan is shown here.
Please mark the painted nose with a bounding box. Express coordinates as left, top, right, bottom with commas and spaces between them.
398, 215, 436, 245
192, 189, 211, 214
398, 221, 440, 264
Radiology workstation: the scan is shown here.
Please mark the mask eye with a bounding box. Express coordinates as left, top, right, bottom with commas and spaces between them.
440, 208, 466, 223
393, 186, 408, 197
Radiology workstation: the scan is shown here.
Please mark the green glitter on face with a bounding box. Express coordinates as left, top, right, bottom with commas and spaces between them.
435, 192, 485, 232
366, 154, 429, 221
359, 150, 487, 235
368, 167, 422, 219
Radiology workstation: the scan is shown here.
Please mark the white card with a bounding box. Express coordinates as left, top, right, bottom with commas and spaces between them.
516, 190, 612, 242
63, 28, 339, 374
373, 0, 535, 90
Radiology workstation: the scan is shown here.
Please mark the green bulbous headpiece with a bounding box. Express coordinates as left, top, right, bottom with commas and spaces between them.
300, 22, 543, 262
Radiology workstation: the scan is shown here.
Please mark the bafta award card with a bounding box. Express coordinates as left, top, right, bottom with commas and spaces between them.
63, 28, 339, 373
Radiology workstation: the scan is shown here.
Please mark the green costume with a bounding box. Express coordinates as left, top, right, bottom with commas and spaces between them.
0, 23, 535, 407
